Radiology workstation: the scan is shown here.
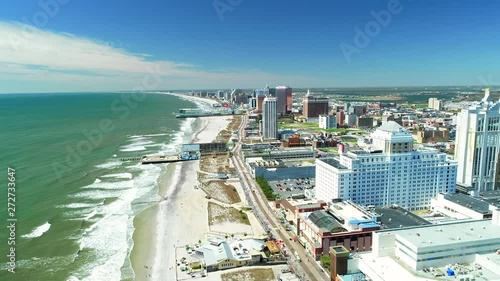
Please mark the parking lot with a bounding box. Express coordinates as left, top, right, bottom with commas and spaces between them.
268, 178, 315, 199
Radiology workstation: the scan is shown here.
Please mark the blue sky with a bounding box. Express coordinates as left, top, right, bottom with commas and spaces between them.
0, 0, 499, 93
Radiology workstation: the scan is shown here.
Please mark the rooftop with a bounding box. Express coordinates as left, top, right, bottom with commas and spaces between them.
307, 210, 346, 233
481, 190, 500, 200
373, 206, 431, 229
295, 202, 324, 210
329, 201, 375, 229
318, 157, 348, 170
385, 219, 500, 249
443, 193, 492, 214
378, 121, 406, 133
193, 238, 266, 266
357, 252, 500, 281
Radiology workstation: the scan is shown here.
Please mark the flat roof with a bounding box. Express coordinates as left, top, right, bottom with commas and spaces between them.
296, 202, 323, 210
481, 190, 500, 207
329, 201, 373, 223
357, 252, 500, 281
481, 190, 500, 200
374, 206, 431, 229
265, 241, 280, 254
387, 220, 500, 249
319, 158, 348, 170
443, 193, 491, 214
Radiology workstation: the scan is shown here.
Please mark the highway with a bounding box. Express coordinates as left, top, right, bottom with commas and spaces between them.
231, 114, 329, 281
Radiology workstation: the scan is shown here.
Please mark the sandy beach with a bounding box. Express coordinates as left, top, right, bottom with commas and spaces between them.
153, 115, 232, 281
130, 93, 230, 281
130, 93, 263, 281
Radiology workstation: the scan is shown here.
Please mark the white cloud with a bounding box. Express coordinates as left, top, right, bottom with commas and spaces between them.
0, 21, 327, 92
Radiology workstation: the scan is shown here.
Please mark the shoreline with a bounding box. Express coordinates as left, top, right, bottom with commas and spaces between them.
152, 116, 232, 281
130, 92, 228, 281
129, 162, 177, 281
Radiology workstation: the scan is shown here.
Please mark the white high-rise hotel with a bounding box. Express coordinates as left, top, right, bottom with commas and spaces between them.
455, 88, 500, 192
262, 96, 278, 139
315, 121, 457, 210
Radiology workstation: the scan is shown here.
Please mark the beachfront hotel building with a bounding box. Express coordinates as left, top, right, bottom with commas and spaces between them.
262, 96, 278, 139
276, 86, 292, 114
315, 121, 458, 210
455, 88, 500, 192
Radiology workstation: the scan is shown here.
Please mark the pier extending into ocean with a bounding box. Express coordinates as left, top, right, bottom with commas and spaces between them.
119, 142, 229, 165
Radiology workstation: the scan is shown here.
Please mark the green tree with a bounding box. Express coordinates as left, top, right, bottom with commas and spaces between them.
320, 255, 331, 270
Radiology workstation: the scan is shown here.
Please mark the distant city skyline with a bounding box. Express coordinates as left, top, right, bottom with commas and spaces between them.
1, 0, 500, 93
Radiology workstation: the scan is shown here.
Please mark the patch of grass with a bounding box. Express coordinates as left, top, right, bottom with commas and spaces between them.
199, 153, 231, 174
221, 268, 275, 281
238, 209, 250, 224
203, 180, 241, 204
339, 136, 358, 143
413, 104, 428, 109
318, 147, 337, 153
208, 202, 250, 226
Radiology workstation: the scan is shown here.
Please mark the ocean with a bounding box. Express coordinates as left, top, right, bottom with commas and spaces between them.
0, 92, 208, 281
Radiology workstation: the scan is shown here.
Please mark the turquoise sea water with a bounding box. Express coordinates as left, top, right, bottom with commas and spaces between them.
0, 92, 202, 280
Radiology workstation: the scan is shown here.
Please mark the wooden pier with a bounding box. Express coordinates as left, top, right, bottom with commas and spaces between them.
117, 141, 227, 165
141, 155, 182, 164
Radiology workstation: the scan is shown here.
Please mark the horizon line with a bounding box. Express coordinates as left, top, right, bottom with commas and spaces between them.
0, 84, 498, 95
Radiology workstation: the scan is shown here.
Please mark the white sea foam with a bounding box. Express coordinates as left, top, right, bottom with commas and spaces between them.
83, 210, 97, 221
143, 133, 170, 137
74, 163, 162, 281
22, 222, 51, 239
159, 118, 195, 155
120, 145, 147, 152
95, 160, 122, 169
69, 189, 119, 199
83, 179, 134, 190
120, 136, 159, 152
127, 139, 155, 145
94, 178, 101, 184
70, 100, 191, 280
56, 203, 99, 209
101, 173, 133, 180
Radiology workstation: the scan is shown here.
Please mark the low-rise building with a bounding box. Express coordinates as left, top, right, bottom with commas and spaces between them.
247, 158, 316, 181
242, 146, 315, 161
345, 208, 500, 281
190, 238, 267, 272
330, 209, 500, 281
416, 127, 449, 143
290, 200, 430, 260
430, 193, 498, 219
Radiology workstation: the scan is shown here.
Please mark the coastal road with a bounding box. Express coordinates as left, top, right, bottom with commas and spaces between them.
231, 115, 329, 281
